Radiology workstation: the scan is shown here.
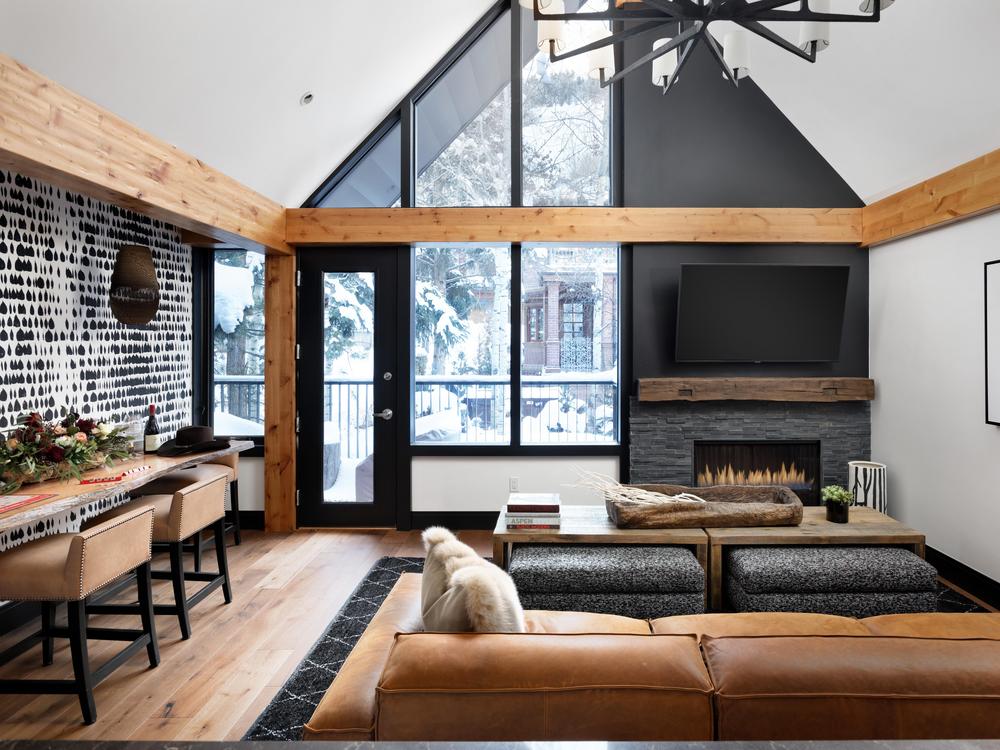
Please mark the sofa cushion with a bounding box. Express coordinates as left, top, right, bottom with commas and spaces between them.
651, 611, 870, 640
704, 635, 1000, 740
863, 612, 1000, 639
525, 609, 651, 634
727, 546, 938, 594
509, 544, 704, 594
376, 633, 713, 741
303, 572, 423, 741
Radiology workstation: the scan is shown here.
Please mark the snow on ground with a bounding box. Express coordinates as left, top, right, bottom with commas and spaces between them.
214, 410, 263, 436
324, 456, 365, 503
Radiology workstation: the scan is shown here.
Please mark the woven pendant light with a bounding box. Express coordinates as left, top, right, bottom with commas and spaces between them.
109, 244, 160, 325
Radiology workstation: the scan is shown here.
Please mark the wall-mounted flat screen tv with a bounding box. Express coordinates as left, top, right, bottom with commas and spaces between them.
675, 264, 850, 363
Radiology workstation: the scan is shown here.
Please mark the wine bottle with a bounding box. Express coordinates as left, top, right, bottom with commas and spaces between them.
144, 404, 162, 453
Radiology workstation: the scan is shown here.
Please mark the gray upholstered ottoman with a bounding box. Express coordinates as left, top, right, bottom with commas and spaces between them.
727, 546, 939, 618
508, 544, 705, 619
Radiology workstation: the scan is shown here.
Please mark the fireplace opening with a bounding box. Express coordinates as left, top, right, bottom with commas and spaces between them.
693, 440, 822, 505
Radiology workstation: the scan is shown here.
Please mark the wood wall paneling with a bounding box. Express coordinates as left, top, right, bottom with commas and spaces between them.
0, 54, 290, 254
286, 207, 864, 246
264, 253, 297, 532
638, 377, 876, 402
863, 147, 1000, 247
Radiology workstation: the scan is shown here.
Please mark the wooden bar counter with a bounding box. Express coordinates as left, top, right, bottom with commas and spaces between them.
0, 441, 253, 552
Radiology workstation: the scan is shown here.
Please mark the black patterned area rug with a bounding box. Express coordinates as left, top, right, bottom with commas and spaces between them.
243, 556, 986, 741
244, 556, 423, 741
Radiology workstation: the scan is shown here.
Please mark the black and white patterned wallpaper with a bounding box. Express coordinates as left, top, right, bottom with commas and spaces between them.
0, 170, 192, 433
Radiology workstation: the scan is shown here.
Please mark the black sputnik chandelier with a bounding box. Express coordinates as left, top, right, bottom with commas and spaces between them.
521, 0, 894, 93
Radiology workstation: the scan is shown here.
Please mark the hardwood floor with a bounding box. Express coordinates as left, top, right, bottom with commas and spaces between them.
0, 529, 492, 741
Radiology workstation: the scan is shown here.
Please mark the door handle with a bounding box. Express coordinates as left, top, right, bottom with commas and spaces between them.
372, 408, 394, 421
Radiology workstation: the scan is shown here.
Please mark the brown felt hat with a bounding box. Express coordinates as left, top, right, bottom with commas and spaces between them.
156, 425, 230, 457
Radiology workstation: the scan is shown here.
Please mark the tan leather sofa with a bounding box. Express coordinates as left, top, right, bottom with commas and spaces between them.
304, 573, 1000, 742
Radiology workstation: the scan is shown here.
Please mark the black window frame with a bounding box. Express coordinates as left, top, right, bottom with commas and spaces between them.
409, 241, 625, 457
302, 0, 631, 466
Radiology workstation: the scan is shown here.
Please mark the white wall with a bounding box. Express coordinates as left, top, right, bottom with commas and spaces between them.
870, 212, 1000, 581
412, 456, 619, 512
244, 455, 615, 515
239, 456, 266, 512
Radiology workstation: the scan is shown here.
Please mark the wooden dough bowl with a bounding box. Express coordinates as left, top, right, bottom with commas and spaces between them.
606, 484, 803, 529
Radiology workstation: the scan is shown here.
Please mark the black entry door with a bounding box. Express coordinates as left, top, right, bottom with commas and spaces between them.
298, 249, 397, 527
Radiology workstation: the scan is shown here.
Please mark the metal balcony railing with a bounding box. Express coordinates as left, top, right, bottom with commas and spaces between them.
214, 375, 618, 454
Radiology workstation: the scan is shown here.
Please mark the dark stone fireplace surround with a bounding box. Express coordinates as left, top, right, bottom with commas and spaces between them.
629, 398, 871, 495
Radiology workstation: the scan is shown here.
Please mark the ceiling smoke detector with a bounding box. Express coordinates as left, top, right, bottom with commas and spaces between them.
299, 91, 314, 106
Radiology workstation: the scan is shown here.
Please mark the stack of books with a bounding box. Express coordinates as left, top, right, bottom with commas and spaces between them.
505, 492, 561, 529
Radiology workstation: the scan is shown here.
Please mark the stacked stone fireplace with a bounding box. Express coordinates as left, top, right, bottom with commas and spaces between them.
629, 399, 871, 506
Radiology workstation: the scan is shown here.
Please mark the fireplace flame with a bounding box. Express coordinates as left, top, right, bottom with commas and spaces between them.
698, 462, 813, 488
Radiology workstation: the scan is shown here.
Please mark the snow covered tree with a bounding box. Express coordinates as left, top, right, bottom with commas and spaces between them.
213, 251, 265, 378
324, 272, 375, 373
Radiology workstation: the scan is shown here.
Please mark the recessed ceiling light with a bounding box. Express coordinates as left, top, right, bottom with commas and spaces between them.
299, 91, 314, 106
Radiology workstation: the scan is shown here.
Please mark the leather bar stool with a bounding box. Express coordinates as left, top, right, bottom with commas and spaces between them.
89, 475, 232, 640
136, 454, 242, 572
0, 507, 159, 724
139, 454, 241, 544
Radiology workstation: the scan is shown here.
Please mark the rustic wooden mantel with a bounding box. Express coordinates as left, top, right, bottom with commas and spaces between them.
638, 377, 876, 403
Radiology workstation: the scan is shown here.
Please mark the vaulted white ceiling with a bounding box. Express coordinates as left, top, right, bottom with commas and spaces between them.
0, 0, 493, 206
1, 0, 998, 205
743, 0, 1000, 202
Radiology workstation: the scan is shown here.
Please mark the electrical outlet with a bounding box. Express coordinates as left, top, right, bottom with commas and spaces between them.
509, 476, 519, 492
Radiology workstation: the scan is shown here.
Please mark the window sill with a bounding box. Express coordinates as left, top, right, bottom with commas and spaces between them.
217, 439, 264, 458
409, 444, 621, 457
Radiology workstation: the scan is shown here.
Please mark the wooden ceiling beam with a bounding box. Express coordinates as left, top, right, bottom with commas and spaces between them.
286, 207, 863, 246
863, 148, 1000, 247
0, 54, 291, 255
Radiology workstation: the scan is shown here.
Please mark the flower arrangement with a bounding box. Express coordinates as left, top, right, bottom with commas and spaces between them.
1, 410, 135, 492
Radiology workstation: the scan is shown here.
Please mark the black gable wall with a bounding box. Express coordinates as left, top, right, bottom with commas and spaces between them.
621, 43, 867, 379
622, 43, 862, 208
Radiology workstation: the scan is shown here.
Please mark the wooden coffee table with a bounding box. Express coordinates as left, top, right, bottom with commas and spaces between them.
492, 504, 709, 571
705, 506, 926, 610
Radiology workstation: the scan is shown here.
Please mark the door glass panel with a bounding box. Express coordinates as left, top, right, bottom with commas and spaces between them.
323, 272, 376, 503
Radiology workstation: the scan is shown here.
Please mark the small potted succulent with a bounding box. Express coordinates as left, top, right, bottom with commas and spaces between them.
822, 484, 853, 524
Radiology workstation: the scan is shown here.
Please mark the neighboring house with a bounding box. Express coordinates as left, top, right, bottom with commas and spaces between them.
521, 249, 618, 377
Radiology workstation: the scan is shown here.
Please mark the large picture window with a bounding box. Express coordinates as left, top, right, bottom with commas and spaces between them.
521, 245, 619, 445
412, 244, 512, 445
316, 122, 402, 208
411, 244, 619, 448
309, 3, 613, 211
416, 11, 512, 207
301, 3, 624, 458
212, 250, 266, 437
521, 1, 611, 206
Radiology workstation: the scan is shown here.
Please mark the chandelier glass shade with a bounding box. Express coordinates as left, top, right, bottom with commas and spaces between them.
520, 0, 891, 94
